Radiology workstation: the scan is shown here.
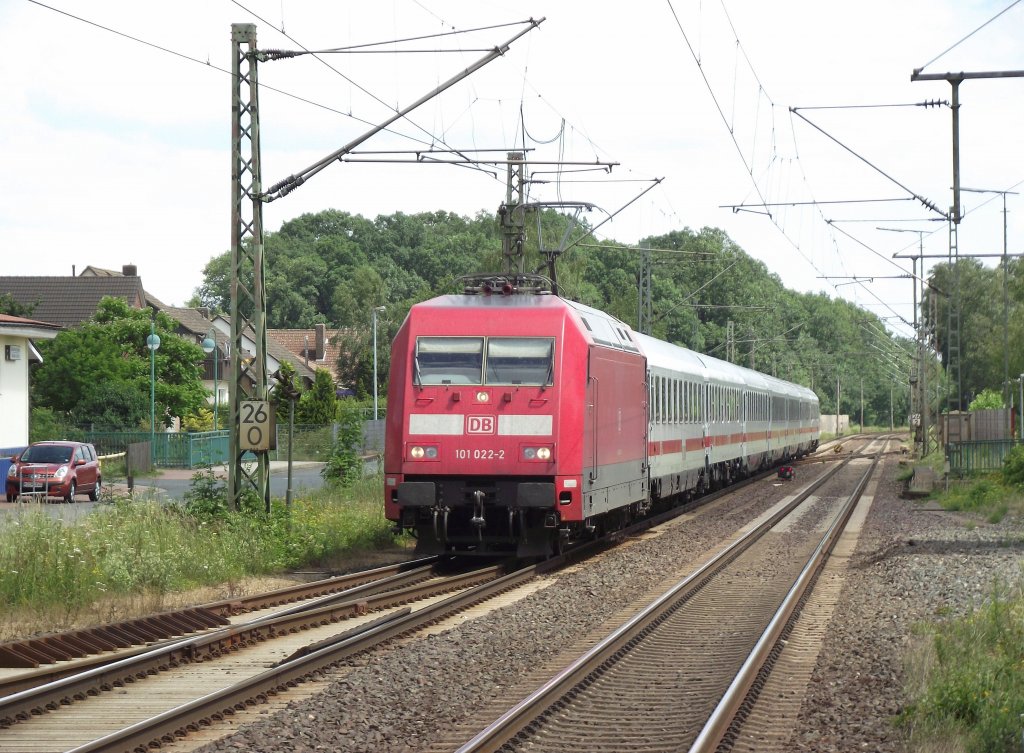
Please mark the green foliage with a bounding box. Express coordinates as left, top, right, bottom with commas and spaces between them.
32, 298, 208, 428
0, 293, 38, 317
74, 380, 149, 431
321, 400, 366, 486
181, 408, 215, 433
925, 258, 1024, 410
0, 486, 400, 624
904, 583, 1024, 753
190, 207, 994, 423
297, 368, 338, 425
1001, 445, 1024, 487
968, 389, 1004, 411
269, 360, 302, 422
935, 475, 1021, 523
29, 407, 76, 443
182, 467, 229, 520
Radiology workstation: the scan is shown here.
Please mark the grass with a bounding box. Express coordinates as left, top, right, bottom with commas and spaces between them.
901, 580, 1024, 753
0, 474, 409, 638
930, 476, 1024, 524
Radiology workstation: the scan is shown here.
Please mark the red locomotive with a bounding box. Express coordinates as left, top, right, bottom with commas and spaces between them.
384, 277, 819, 557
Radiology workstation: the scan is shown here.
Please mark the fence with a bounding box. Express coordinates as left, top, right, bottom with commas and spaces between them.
81, 421, 384, 469
947, 439, 1020, 477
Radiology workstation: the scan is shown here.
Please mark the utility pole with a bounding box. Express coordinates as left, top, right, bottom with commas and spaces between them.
911, 65, 1024, 449
960, 186, 1017, 437
500, 152, 526, 275
637, 241, 652, 335
229, 23, 270, 511
884, 228, 929, 455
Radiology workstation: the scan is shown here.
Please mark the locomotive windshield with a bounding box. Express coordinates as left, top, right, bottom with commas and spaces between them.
416, 337, 484, 384
414, 336, 554, 386
486, 338, 553, 385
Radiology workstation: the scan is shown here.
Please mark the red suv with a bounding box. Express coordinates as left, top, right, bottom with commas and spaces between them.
6, 441, 102, 503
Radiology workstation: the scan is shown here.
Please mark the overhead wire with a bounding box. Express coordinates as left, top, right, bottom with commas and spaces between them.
917, 0, 1023, 71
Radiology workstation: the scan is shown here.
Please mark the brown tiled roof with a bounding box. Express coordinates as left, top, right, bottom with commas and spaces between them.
0, 314, 61, 330
268, 327, 354, 382
78, 265, 168, 308
0, 276, 148, 329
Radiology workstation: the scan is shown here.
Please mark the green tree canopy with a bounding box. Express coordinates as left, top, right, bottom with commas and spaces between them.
33, 297, 208, 429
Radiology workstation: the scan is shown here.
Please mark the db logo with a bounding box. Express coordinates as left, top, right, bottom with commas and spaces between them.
467, 416, 495, 434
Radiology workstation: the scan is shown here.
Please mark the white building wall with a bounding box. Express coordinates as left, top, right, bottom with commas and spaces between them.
0, 334, 30, 449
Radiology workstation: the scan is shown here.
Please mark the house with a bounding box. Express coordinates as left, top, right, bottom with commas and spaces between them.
268, 323, 352, 385
0, 314, 61, 448
1, 265, 320, 430
0, 266, 149, 329
155, 307, 318, 424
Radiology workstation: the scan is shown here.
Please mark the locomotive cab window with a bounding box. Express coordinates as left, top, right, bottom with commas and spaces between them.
485, 337, 554, 386
415, 337, 484, 385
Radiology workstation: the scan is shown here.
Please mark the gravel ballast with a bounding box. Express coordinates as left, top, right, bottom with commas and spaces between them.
193, 453, 1024, 753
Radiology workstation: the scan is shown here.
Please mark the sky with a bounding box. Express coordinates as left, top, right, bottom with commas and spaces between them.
1, 0, 1022, 342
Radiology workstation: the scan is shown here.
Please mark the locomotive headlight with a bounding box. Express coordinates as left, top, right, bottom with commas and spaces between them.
475, 391, 490, 403
408, 445, 439, 461
522, 445, 553, 461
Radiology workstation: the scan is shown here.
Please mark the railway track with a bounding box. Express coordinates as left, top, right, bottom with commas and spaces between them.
446, 435, 890, 753
0, 557, 532, 752
0, 557, 440, 670
0, 435, 868, 752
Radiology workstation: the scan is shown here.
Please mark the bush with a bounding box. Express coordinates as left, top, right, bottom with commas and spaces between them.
321, 400, 365, 487
1001, 445, 1024, 487
906, 583, 1024, 753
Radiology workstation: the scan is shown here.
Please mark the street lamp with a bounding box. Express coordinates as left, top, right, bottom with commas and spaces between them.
146, 320, 161, 464
201, 330, 218, 429
372, 306, 386, 421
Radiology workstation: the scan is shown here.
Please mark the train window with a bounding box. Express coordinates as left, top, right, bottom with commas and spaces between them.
416, 337, 484, 385
485, 338, 554, 386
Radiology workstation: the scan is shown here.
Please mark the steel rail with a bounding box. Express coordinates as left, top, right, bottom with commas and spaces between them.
0, 556, 437, 669
63, 559, 561, 753
688, 449, 882, 752
453, 456, 854, 753
0, 562, 493, 718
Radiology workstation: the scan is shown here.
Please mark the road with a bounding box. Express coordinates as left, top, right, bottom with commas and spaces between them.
135, 464, 328, 502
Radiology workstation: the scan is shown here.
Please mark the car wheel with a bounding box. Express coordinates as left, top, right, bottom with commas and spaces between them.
64, 480, 77, 504
88, 478, 102, 502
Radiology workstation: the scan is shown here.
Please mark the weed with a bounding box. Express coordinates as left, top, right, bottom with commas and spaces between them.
903, 581, 1024, 752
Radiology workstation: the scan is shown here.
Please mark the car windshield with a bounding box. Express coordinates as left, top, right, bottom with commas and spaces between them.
21, 445, 74, 464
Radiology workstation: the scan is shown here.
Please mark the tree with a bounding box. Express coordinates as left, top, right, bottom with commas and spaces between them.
33, 297, 208, 428
969, 389, 1003, 411
297, 368, 338, 425
74, 382, 149, 431
0, 293, 38, 318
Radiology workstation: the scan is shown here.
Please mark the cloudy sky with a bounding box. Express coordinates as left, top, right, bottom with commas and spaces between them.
2, 0, 1021, 340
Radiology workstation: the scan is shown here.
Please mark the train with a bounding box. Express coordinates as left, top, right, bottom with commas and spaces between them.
383, 277, 820, 558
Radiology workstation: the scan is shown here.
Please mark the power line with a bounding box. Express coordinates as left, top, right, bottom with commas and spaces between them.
918, 0, 1023, 71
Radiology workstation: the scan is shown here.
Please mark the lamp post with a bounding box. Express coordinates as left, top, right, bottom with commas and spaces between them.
1019, 374, 1023, 443
201, 331, 218, 429
146, 320, 161, 464
372, 306, 386, 421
